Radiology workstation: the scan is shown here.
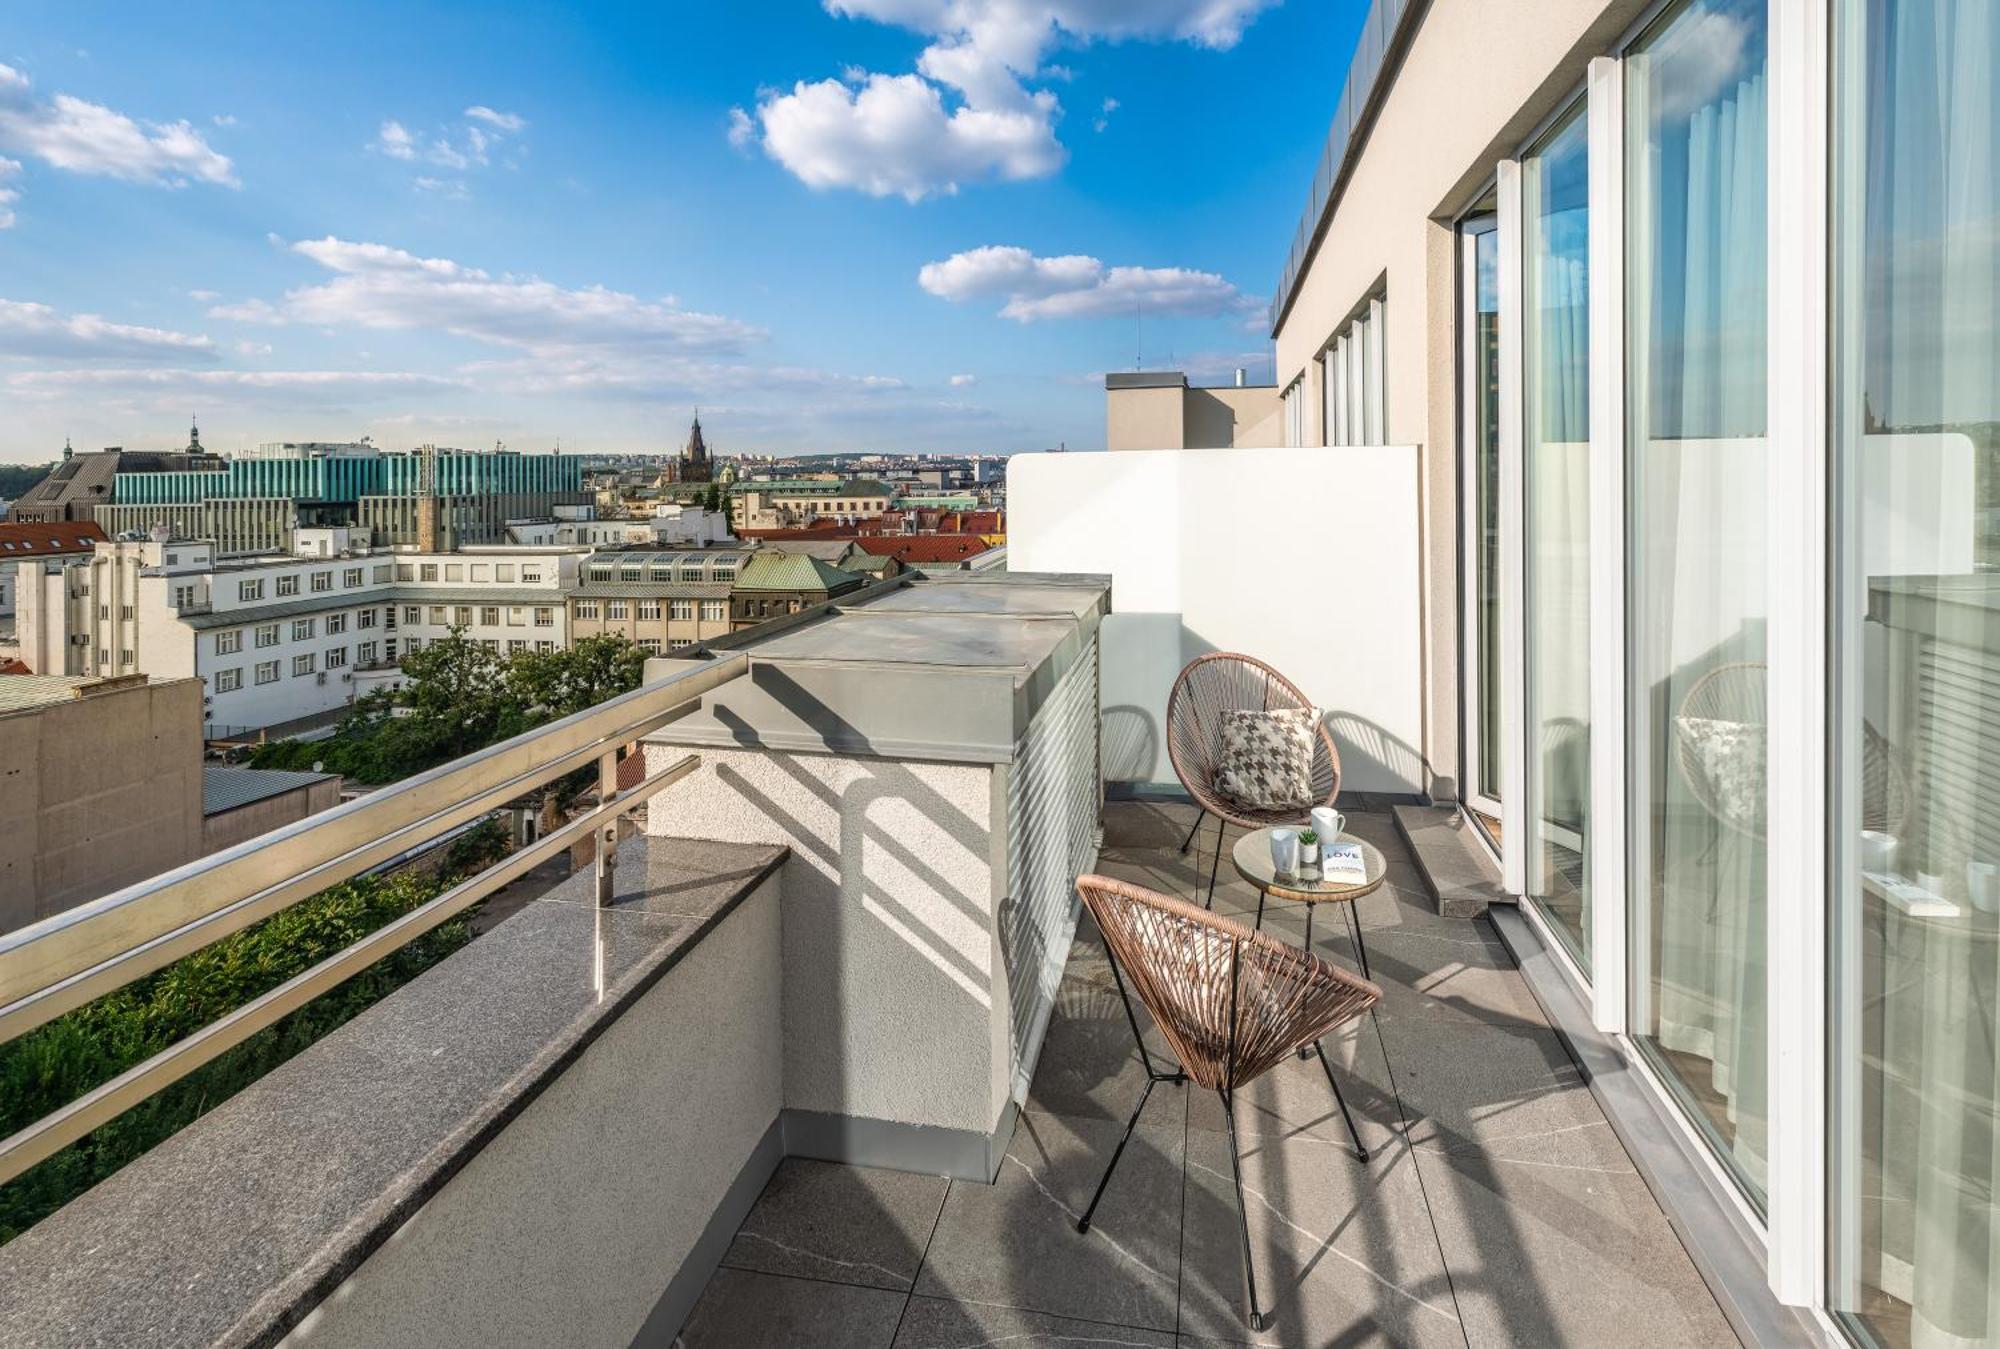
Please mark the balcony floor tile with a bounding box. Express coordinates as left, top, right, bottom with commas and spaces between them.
892, 1295, 1174, 1348
676, 1268, 906, 1347
720, 1158, 948, 1292
913, 1107, 1186, 1332
1176, 1127, 1463, 1348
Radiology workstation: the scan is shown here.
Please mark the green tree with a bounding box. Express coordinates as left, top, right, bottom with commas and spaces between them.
505, 634, 648, 725
248, 632, 650, 785
0, 462, 57, 500
398, 627, 509, 758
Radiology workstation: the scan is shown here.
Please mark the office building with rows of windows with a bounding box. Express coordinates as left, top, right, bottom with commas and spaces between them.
93, 442, 590, 555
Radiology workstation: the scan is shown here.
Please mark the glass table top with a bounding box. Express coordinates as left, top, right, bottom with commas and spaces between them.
1231, 828, 1388, 901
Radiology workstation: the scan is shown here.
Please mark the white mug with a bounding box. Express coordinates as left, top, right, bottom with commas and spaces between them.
1859, 830, 1898, 875
1269, 828, 1300, 878
1968, 862, 1999, 914
1311, 806, 1344, 844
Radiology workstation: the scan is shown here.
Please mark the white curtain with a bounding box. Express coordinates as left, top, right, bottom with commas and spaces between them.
1524, 109, 1593, 953
1628, 0, 1770, 1194
1850, 1, 2000, 1344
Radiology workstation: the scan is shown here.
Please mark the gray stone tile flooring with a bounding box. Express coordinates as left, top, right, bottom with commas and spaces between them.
677, 802, 1739, 1348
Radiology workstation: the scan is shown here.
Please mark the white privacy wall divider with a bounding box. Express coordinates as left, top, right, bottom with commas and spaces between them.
1008, 445, 1426, 795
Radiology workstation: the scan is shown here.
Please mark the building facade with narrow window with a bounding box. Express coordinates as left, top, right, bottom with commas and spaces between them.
69, 539, 587, 737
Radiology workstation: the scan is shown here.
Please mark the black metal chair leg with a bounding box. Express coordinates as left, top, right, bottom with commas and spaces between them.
1220, 1091, 1269, 1332
1297, 901, 1316, 1057
1313, 1041, 1370, 1162
1178, 808, 1207, 854
1203, 818, 1224, 909
1104, 946, 1184, 1084
1077, 1077, 1157, 1233
1253, 888, 1266, 931
1344, 901, 1372, 981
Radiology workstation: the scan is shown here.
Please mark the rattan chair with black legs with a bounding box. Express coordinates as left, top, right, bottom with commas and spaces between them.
1072, 874, 1381, 1333
1167, 652, 1341, 908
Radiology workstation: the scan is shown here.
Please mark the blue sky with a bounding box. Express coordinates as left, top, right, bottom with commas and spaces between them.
0, 1, 1363, 461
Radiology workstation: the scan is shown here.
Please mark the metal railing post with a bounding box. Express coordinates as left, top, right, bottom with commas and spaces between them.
595, 748, 620, 905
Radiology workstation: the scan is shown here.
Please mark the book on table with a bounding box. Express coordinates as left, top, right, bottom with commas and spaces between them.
1322, 842, 1368, 884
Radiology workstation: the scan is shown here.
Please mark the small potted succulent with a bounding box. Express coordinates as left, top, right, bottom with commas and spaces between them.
1297, 827, 1322, 881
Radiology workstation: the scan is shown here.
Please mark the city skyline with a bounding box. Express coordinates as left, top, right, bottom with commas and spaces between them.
0, 1, 1362, 463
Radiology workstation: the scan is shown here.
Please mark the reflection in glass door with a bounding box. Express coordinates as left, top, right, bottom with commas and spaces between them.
1460, 207, 1504, 846
1624, 0, 1770, 1203
1830, 0, 2000, 1341
1522, 105, 1592, 969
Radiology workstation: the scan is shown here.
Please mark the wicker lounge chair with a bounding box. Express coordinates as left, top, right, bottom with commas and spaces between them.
1072, 874, 1381, 1332
1167, 652, 1341, 906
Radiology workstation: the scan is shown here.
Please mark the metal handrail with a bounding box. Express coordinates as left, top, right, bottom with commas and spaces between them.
0, 750, 703, 1186
0, 653, 748, 1046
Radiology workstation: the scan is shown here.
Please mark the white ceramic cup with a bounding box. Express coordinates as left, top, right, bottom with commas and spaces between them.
1269, 828, 1300, 878
1859, 830, 1898, 875
1311, 806, 1344, 845
1968, 862, 1999, 914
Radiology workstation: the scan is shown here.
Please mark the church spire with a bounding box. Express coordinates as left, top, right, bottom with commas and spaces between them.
680, 409, 712, 483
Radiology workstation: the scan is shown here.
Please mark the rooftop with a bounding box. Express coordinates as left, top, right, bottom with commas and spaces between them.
731, 478, 892, 497
200, 764, 338, 816
0, 672, 148, 714
0, 674, 95, 712
0, 522, 108, 557
856, 535, 993, 565
731, 550, 868, 592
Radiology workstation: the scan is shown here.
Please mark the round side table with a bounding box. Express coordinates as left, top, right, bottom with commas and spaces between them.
1231, 828, 1387, 980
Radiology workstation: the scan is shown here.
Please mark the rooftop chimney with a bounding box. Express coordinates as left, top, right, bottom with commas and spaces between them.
1235, 368, 1247, 387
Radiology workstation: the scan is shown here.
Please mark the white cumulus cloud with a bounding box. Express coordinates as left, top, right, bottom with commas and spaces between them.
464, 105, 526, 133
737, 0, 1274, 200
0, 62, 236, 213
372, 107, 525, 185
210, 237, 767, 362
375, 119, 417, 160
756, 72, 1061, 201
0, 297, 217, 362
918, 244, 1259, 322
948, 372, 977, 386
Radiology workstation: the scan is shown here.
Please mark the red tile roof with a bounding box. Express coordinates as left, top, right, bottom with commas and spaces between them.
0, 657, 33, 676
616, 749, 646, 792
855, 534, 992, 564
0, 521, 107, 557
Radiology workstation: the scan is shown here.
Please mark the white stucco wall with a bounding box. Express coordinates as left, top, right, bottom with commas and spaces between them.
1008, 444, 1428, 795
644, 743, 1005, 1134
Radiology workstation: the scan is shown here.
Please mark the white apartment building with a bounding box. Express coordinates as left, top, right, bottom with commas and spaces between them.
75, 534, 584, 737
527, 506, 734, 550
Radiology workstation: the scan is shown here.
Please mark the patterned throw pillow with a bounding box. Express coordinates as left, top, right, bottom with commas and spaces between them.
1214, 708, 1319, 813
1675, 715, 1767, 835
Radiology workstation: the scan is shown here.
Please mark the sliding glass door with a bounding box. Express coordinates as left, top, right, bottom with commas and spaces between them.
1624, 0, 1771, 1204
1460, 208, 1505, 841
1522, 105, 1593, 968
1830, 0, 2000, 1341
